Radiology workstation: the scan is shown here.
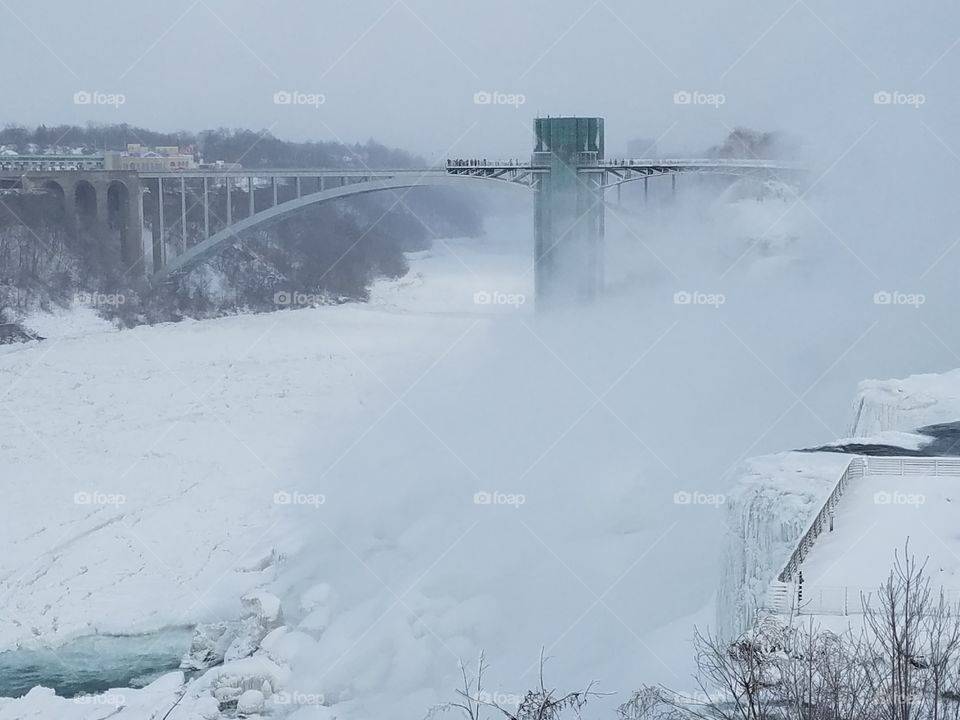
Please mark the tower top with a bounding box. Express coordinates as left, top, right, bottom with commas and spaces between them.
533, 117, 604, 161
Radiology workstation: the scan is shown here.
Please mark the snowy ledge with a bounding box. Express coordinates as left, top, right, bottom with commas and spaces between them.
720, 364, 960, 639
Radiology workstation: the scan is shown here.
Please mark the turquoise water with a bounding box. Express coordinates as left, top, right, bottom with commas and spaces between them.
0, 628, 192, 698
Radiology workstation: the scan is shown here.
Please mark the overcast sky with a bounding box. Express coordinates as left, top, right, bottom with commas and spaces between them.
0, 0, 957, 161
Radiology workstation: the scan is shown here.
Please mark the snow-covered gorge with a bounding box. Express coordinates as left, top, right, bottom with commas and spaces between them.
8, 187, 960, 717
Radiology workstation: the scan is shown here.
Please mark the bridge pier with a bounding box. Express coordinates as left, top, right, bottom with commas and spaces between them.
203, 177, 210, 240
20, 172, 144, 275
156, 177, 165, 271
533, 117, 605, 307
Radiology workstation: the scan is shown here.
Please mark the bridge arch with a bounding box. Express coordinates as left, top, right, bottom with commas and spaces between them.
152, 173, 528, 282
42, 180, 66, 225
74, 180, 98, 228
107, 180, 134, 262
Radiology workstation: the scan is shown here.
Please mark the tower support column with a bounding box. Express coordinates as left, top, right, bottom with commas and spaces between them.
532, 117, 605, 308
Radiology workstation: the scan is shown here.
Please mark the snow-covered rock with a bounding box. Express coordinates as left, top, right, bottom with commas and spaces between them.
182, 622, 239, 671
237, 689, 265, 715
298, 606, 332, 638
297, 584, 336, 638
193, 695, 222, 719
820, 430, 930, 451
261, 628, 318, 667
192, 655, 290, 713
224, 591, 284, 663
299, 583, 336, 615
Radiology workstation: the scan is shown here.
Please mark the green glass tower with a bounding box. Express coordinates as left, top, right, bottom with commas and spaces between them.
533, 117, 605, 307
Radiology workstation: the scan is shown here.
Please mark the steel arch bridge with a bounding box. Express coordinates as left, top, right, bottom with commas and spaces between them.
146, 156, 802, 285
146, 170, 519, 283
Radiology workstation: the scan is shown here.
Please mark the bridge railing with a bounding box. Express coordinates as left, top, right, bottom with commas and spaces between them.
598, 158, 804, 169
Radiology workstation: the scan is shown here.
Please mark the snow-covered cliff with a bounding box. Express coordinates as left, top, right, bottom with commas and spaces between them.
716, 452, 851, 639
848, 369, 960, 436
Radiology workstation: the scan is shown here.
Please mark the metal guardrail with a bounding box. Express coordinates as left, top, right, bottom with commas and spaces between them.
776, 456, 865, 582
768, 454, 960, 611
863, 456, 960, 476
768, 583, 960, 616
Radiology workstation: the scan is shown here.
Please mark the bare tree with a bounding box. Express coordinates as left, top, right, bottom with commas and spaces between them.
862, 541, 932, 720
621, 543, 960, 720
922, 589, 960, 720
430, 649, 605, 720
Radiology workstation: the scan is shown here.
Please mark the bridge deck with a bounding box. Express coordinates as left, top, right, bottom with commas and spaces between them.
0, 158, 802, 181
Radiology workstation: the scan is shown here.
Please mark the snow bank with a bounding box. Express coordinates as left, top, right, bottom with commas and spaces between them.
21, 304, 117, 341
820, 430, 932, 451
0, 672, 184, 720
848, 369, 960, 436
716, 451, 851, 639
